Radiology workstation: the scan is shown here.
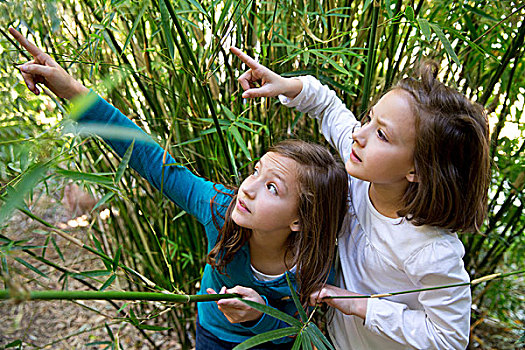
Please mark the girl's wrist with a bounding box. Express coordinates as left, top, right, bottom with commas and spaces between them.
67, 81, 89, 100
283, 77, 303, 99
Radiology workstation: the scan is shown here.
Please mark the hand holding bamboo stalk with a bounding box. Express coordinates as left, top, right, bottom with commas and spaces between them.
310, 284, 368, 319
9, 27, 88, 100
207, 286, 265, 323
230, 46, 303, 99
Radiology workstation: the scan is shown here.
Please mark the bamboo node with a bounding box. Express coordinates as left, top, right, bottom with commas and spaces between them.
371, 293, 392, 298
471, 273, 501, 285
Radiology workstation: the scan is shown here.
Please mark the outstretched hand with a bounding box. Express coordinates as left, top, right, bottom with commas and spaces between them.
9, 27, 88, 100
230, 46, 302, 99
207, 286, 265, 324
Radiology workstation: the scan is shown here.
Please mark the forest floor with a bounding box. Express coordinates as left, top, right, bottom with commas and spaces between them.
0, 192, 183, 349
0, 192, 521, 349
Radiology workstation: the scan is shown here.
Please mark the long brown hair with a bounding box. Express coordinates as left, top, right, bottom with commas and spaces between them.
207, 139, 348, 306
395, 61, 490, 233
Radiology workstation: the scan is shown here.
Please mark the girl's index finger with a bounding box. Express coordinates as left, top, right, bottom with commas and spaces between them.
8, 27, 46, 58
230, 46, 261, 70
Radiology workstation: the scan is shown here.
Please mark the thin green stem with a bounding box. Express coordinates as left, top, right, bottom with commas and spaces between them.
0, 289, 240, 303
324, 269, 525, 299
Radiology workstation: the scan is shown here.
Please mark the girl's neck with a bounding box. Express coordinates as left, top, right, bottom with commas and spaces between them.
368, 182, 407, 218
249, 229, 294, 275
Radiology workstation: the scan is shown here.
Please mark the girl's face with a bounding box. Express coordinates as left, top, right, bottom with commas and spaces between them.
232, 152, 301, 235
346, 89, 417, 186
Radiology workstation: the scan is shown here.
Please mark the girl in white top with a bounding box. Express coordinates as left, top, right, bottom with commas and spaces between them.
230, 47, 491, 350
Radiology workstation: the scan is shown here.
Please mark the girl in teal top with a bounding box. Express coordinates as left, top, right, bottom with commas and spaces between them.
10, 28, 348, 348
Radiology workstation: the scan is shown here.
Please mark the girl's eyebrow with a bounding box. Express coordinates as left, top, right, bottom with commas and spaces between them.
372, 108, 393, 137
259, 157, 289, 192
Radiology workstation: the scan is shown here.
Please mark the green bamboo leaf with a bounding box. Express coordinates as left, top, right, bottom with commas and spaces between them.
233, 121, 257, 133
301, 330, 314, 350
307, 331, 328, 350
240, 299, 303, 328
291, 333, 302, 350
14, 257, 49, 278
233, 327, 299, 350
187, 0, 210, 19
429, 23, 461, 67
384, 0, 393, 18
122, 2, 149, 54
92, 234, 104, 254
417, 18, 432, 41
230, 126, 251, 160
0, 163, 47, 222
216, 0, 234, 30
307, 322, 334, 350
171, 210, 187, 221
112, 246, 122, 272
56, 169, 113, 185
117, 302, 128, 313
115, 140, 134, 184
51, 237, 65, 262
73, 270, 111, 278
222, 105, 237, 121
463, 4, 497, 21
236, 117, 264, 126
159, 0, 175, 60
286, 273, 307, 322
92, 192, 115, 213
405, 6, 414, 21
200, 126, 229, 136
86, 341, 111, 347
138, 324, 172, 331
363, 0, 372, 12
99, 274, 116, 291
310, 51, 350, 75
105, 322, 115, 341
102, 29, 120, 58
4, 340, 22, 349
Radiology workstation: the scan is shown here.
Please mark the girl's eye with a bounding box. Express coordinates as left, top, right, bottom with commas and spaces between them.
267, 183, 278, 195
377, 129, 388, 142
252, 168, 259, 176
361, 115, 371, 126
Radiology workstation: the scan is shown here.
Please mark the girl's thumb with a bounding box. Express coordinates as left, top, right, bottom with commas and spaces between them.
19, 64, 52, 77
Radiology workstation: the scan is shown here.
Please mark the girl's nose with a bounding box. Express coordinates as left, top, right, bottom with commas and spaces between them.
352, 124, 366, 147
240, 178, 256, 199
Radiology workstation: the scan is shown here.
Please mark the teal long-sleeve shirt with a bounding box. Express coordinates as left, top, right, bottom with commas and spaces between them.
78, 94, 297, 344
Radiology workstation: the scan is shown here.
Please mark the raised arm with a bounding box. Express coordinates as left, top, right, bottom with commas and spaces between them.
231, 48, 359, 161
10, 28, 223, 224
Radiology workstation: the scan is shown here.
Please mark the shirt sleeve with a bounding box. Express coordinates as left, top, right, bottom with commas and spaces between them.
279, 75, 360, 163
76, 92, 221, 225
364, 240, 471, 349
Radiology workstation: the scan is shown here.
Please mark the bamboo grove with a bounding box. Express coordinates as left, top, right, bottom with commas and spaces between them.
0, 0, 524, 348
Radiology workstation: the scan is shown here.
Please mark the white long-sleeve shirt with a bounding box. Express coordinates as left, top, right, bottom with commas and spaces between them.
280, 76, 471, 349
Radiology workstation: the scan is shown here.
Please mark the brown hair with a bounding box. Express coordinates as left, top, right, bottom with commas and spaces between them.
207, 139, 348, 306
394, 61, 490, 233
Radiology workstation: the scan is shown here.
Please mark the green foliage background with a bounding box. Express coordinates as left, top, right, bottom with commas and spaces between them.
1, 0, 524, 348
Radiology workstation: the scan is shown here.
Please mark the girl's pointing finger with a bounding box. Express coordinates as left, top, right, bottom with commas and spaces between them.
230, 46, 261, 70
8, 27, 49, 60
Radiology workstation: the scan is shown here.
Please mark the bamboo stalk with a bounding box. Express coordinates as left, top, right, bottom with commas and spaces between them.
324, 269, 525, 299
359, 0, 380, 117
0, 289, 240, 303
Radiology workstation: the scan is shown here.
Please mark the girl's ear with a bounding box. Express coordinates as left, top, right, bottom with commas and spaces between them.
290, 219, 301, 232
406, 170, 419, 183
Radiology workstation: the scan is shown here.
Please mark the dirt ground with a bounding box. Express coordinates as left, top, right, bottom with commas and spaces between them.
0, 193, 184, 349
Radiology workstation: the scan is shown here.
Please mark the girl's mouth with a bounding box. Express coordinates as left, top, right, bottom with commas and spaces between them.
350, 149, 362, 163
237, 198, 251, 213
